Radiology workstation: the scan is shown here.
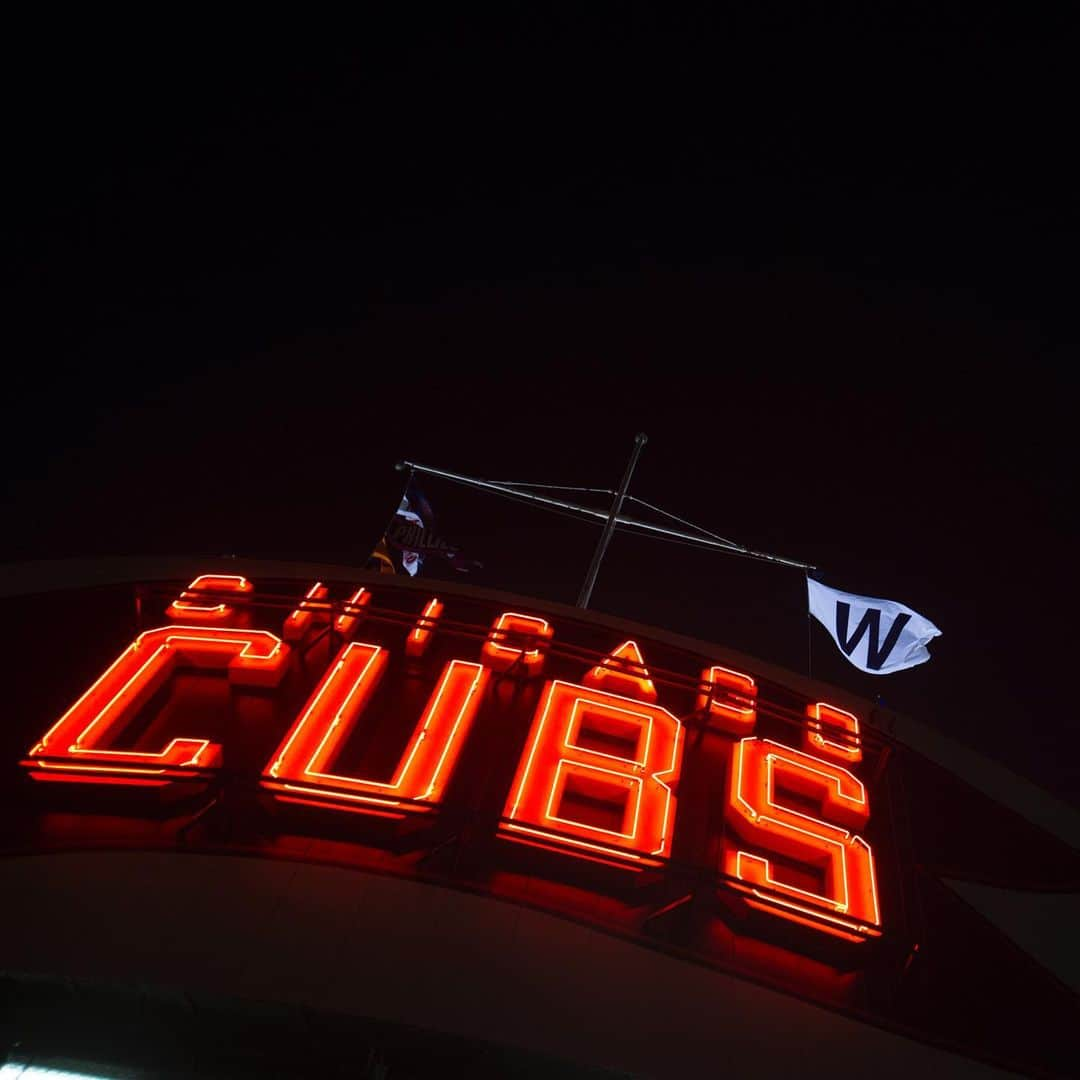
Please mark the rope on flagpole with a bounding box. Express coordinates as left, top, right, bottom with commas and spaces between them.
625, 494, 742, 548
452, 478, 740, 553
480, 481, 617, 497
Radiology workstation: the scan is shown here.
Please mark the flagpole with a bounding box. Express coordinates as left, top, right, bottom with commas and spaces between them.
576, 433, 648, 609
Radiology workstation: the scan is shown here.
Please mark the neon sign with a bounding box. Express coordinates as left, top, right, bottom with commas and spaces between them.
724, 737, 880, 941
24, 625, 289, 784
263, 646, 488, 816
19, 574, 884, 945
500, 679, 683, 867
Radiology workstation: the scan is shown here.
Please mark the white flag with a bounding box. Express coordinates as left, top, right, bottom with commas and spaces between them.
807, 577, 941, 675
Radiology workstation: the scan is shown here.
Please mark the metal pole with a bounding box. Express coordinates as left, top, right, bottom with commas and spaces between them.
576, 432, 647, 609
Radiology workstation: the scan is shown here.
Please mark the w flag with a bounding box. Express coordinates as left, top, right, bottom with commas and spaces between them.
807, 577, 941, 675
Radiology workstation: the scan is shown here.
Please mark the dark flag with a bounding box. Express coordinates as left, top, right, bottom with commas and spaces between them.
369, 479, 481, 577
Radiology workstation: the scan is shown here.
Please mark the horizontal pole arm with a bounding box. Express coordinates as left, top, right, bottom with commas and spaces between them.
397, 460, 818, 572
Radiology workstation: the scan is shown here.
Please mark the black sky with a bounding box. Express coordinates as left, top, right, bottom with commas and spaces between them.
2, 13, 1076, 804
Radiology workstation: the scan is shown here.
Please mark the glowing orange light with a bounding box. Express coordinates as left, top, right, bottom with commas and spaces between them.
23, 626, 290, 784
284, 582, 330, 641
481, 612, 553, 676
500, 680, 683, 867
583, 640, 658, 703
804, 701, 862, 764
724, 737, 881, 940
165, 574, 253, 623
262, 642, 489, 814
696, 664, 757, 734
406, 598, 444, 658
334, 587, 371, 637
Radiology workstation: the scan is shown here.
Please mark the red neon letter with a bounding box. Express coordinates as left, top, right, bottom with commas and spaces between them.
334, 587, 371, 638
406, 597, 444, 658
804, 701, 862, 764
284, 582, 330, 641
166, 574, 253, 623
23, 626, 289, 785
482, 612, 553, 675
500, 680, 683, 867
724, 737, 881, 940
584, 640, 657, 702
261, 643, 489, 815
697, 664, 757, 734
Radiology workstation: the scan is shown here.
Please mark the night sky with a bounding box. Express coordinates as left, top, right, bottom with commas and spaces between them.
3, 15, 1076, 805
